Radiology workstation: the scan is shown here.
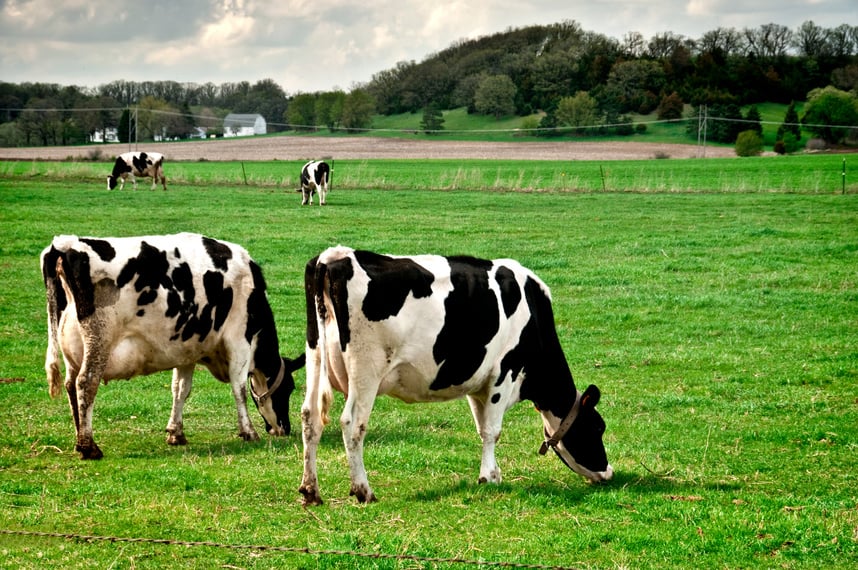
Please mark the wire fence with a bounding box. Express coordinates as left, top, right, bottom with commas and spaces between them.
3, 105, 848, 136
1, 528, 582, 570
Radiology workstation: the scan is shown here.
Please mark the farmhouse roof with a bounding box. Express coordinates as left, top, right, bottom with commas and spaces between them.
223, 113, 265, 127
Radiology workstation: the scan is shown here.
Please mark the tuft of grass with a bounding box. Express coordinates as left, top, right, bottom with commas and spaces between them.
0, 171, 856, 569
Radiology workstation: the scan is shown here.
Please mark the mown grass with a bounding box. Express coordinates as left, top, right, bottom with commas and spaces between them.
0, 166, 856, 569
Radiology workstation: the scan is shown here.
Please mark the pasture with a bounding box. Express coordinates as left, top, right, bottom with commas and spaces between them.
0, 157, 856, 569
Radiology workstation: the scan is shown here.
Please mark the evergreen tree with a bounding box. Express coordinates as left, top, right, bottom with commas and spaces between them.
744, 105, 763, 136
776, 101, 802, 142
420, 104, 445, 133
118, 108, 132, 144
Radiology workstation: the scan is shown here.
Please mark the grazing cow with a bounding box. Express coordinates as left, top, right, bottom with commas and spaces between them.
299, 246, 612, 505
107, 151, 167, 191
41, 232, 304, 459
300, 160, 330, 206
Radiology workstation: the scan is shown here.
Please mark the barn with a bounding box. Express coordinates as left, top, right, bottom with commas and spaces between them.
223, 114, 267, 137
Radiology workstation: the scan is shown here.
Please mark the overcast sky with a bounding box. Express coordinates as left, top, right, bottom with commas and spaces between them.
1, 1, 854, 94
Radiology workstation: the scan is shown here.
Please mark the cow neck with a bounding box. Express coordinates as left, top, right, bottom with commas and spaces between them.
538, 390, 582, 456
251, 360, 285, 405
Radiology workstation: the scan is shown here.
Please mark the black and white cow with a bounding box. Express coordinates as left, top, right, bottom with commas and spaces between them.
41, 232, 304, 459
107, 151, 167, 191
300, 160, 330, 206
299, 246, 612, 505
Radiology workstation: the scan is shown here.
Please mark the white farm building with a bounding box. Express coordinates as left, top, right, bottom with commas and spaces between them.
223, 113, 267, 137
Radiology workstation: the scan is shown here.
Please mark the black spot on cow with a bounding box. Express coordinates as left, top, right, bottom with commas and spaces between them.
137, 289, 157, 306
202, 236, 232, 271
495, 265, 521, 318
111, 157, 132, 178
517, 276, 577, 417
63, 249, 97, 321
165, 263, 197, 336
314, 162, 330, 185
116, 241, 172, 293
491, 393, 501, 404
430, 256, 499, 391
131, 152, 149, 173
81, 238, 116, 262
356, 250, 435, 322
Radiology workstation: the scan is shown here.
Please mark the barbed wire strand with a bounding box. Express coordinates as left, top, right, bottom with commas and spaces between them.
0, 528, 582, 570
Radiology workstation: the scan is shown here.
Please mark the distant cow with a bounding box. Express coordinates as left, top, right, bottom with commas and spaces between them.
107, 151, 167, 191
299, 246, 612, 505
300, 160, 330, 205
41, 232, 304, 459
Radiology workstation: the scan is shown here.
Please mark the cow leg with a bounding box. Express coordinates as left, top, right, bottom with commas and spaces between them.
319, 185, 327, 206
165, 364, 194, 445
72, 356, 105, 460
229, 360, 259, 442
299, 349, 326, 506
340, 387, 378, 503
302, 187, 312, 206
467, 395, 504, 484
63, 364, 81, 437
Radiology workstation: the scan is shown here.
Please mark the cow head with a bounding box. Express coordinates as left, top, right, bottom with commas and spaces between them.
107, 175, 118, 190
250, 354, 305, 436
539, 384, 613, 483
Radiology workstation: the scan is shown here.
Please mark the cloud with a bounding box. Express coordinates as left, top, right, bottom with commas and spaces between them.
0, 0, 854, 93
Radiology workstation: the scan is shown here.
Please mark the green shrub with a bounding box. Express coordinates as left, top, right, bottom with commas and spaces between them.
735, 130, 763, 157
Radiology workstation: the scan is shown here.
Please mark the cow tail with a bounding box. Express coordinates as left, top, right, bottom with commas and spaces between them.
41, 247, 64, 398
316, 262, 334, 426
306, 257, 333, 426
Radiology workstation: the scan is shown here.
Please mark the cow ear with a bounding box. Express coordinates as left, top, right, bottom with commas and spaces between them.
581, 384, 601, 409
285, 353, 306, 372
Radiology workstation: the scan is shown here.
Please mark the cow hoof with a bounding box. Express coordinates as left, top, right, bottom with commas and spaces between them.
76, 444, 103, 460
166, 433, 188, 446
238, 431, 260, 442
299, 486, 324, 507
350, 486, 377, 504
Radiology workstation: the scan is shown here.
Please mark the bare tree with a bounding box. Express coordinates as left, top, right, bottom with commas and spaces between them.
744, 23, 793, 58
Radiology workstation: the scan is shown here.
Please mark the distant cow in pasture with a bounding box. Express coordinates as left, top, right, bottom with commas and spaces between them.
300, 160, 330, 205
299, 246, 612, 505
41, 232, 304, 459
107, 151, 167, 191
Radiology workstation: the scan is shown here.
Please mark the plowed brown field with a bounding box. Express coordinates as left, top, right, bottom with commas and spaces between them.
0, 136, 735, 161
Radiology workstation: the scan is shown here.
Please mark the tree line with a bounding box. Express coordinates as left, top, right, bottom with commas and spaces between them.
1, 19, 856, 148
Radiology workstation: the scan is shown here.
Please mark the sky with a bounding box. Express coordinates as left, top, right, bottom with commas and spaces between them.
0, 0, 855, 94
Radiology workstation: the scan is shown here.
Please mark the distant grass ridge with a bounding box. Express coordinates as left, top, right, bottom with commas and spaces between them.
1, 153, 854, 193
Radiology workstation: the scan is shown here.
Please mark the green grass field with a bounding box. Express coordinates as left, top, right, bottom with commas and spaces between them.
0, 157, 856, 569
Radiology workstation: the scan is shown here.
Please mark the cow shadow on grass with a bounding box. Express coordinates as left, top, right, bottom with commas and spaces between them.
411, 467, 741, 504
118, 432, 298, 461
